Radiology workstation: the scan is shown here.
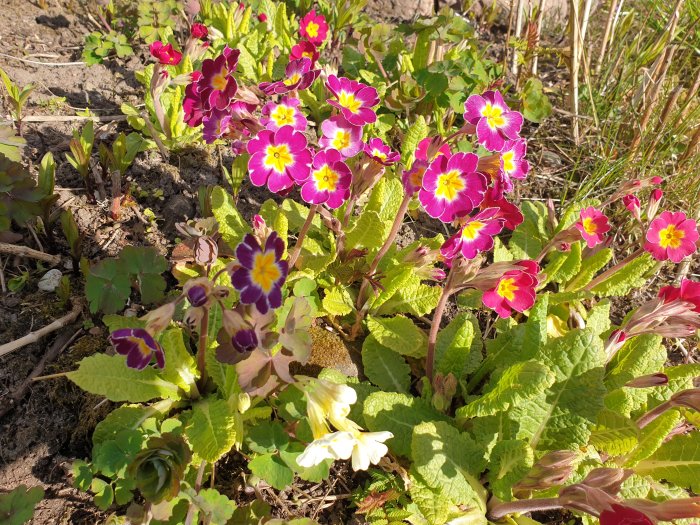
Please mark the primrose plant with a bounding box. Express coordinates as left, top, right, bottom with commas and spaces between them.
64, 7, 700, 525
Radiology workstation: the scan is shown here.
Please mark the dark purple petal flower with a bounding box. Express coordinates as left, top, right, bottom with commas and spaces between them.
109, 328, 165, 370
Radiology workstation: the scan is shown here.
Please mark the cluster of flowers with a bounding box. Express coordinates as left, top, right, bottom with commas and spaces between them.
296, 377, 393, 471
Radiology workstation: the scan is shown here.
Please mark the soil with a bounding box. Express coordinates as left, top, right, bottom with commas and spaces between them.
0, 1, 697, 524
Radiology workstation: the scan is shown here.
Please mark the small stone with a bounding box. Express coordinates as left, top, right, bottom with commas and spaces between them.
38, 269, 63, 292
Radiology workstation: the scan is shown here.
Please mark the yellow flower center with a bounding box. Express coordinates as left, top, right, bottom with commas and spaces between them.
251, 251, 281, 292
302, 51, 314, 60
338, 91, 361, 113
271, 105, 296, 127
284, 72, 302, 86
137, 340, 152, 357
658, 224, 685, 249
582, 217, 597, 235
264, 144, 293, 173
306, 21, 320, 38
372, 149, 387, 161
434, 170, 465, 201
332, 130, 351, 150
501, 150, 515, 173
211, 67, 228, 91
496, 277, 518, 301
482, 103, 505, 129
312, 165, 340, 192
461, 221, 485, 240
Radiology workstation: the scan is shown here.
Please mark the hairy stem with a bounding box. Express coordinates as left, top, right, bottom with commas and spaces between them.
489, 497, 563, 520
288, 204, 318, 268
196, 307, 209, 390
585, 248, 644, 291
636, 399, 672, 429
426, 280, 453, 384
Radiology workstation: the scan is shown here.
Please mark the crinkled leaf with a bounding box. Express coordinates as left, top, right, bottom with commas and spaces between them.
363, 392, 451, 458
185, 398, 236, 462
590, 409, 640, 456
362, 335, 411, 393
210, 186, 250, 250
625, 410, 681, 466
67, 354, 181, 402
435, 312, 482, 380
366, 315, 427, 357
401, 115, 428, 168
185, 487, 236, 525
322, 285, 354, 316
590, 253, 655, 297
566, 248, 613, 291
345, 210, 385, 251
487, 440, 534, 501
458, 360, 555, 419
634, 433, 700, 492
508, 201, 549, 259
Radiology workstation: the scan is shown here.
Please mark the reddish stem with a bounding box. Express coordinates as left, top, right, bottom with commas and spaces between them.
289, 204, 318, 268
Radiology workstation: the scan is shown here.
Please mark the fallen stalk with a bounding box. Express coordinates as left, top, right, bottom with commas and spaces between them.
0, 300, 83, 358
0, 242, 61, 265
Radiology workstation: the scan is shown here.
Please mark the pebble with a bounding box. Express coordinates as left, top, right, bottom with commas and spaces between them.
37, 269, 62, 292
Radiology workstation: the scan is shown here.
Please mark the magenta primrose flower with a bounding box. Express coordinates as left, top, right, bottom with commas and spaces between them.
183, 47, 240, 126
290, 40, 319, 66
230, 233, 288, 314
600, 505, 652, 525
480, 188, 524, 231
260, 97, 307, 131
319, 115, 363, 158
623, 194, 641, 220
364, 138, 400, 166
295, 149, 351, 209
441, 208, 506, 261
247, 125, 311, 193
109, 328, 165, 370
202, 108, 233, 143
190, 23, 208, 40
326, 75, 379, 126
644, 211, 699, 263
402, 160, 429, 196
418, 152, 487, 223
149, 41, 182, 65
575, 206, 611, 248
259, 58, 320, 96
659, 279, 700, 313
299, 10, 328, 45
482, 260, 539, 318
464, 90, 524, 152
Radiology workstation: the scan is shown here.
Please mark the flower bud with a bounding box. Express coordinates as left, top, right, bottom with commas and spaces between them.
623, 194, 641, 220
257, 13, 267, 22
141, 302, 176, 333
190, 23, 208, 40
194, 235, 218, 266
183, 307, 204, 331
581, 467, 632, 493
237, 392, 251, 413
646, 189, 663, 220
625, 373, 669, 388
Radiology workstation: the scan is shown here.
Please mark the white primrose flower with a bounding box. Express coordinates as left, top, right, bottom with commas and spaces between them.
296, 431, 356, 468
300, 377, 357, 439
350, 431, 393, 471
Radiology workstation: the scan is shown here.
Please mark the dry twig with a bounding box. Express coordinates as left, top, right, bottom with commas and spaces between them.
0, 242, 61, 265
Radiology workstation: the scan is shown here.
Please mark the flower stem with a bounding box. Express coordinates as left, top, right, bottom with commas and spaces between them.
196, 306, 209, 390
426, 278, 453, 384
636, 399, 672, 429
585, 248, 644, 291
488, 497, 563, 520
356, 193, 412, 309
289, 204, 318, 268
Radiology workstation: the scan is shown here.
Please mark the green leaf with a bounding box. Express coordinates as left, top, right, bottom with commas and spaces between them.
605, 335, 665, 392
566, 248, 613, 291
246, 421, 289, 454
457, 361, 555, 419
367, 267, 414, 312
280, 443, 332, 483
543, 242, 581, 284
511, 328, 606, 452
363, 392, 451, 458
210, 186, 250, 249
322, 285, 354, 316
487, 440, 534, 501
72, 460, 93, 491
0, 485, 44, 525
411, 421, 488, 512
586, 300, 611, 335
401, 115, 428, 168
159, 328, 198, 395
634, 433, 700, 492
508, 201, 549, 260
590, 409, 640, 456
93, 429, 143, 477
366, 177, 403, 226
366, 315, 427, 358
625, 410, 681, 466
434, 312, 482, 380
91, 478, 114, 510
85, 259, 131, 314
408, 472, 457, 525
249, 453, 293, 490
185, 399, 237, 462
362, 335, 411, 393
118, 245, 168, 303
375, 281, 441, 317
67, 354, 181, 402
185, 487, 236, 525
520, 78, 552, 123
345, 210, 384, 251
590, 253, 655, 297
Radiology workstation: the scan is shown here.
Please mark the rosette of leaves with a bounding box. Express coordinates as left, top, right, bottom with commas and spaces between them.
0, 153, 49, 231
127, 433, 192, 504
